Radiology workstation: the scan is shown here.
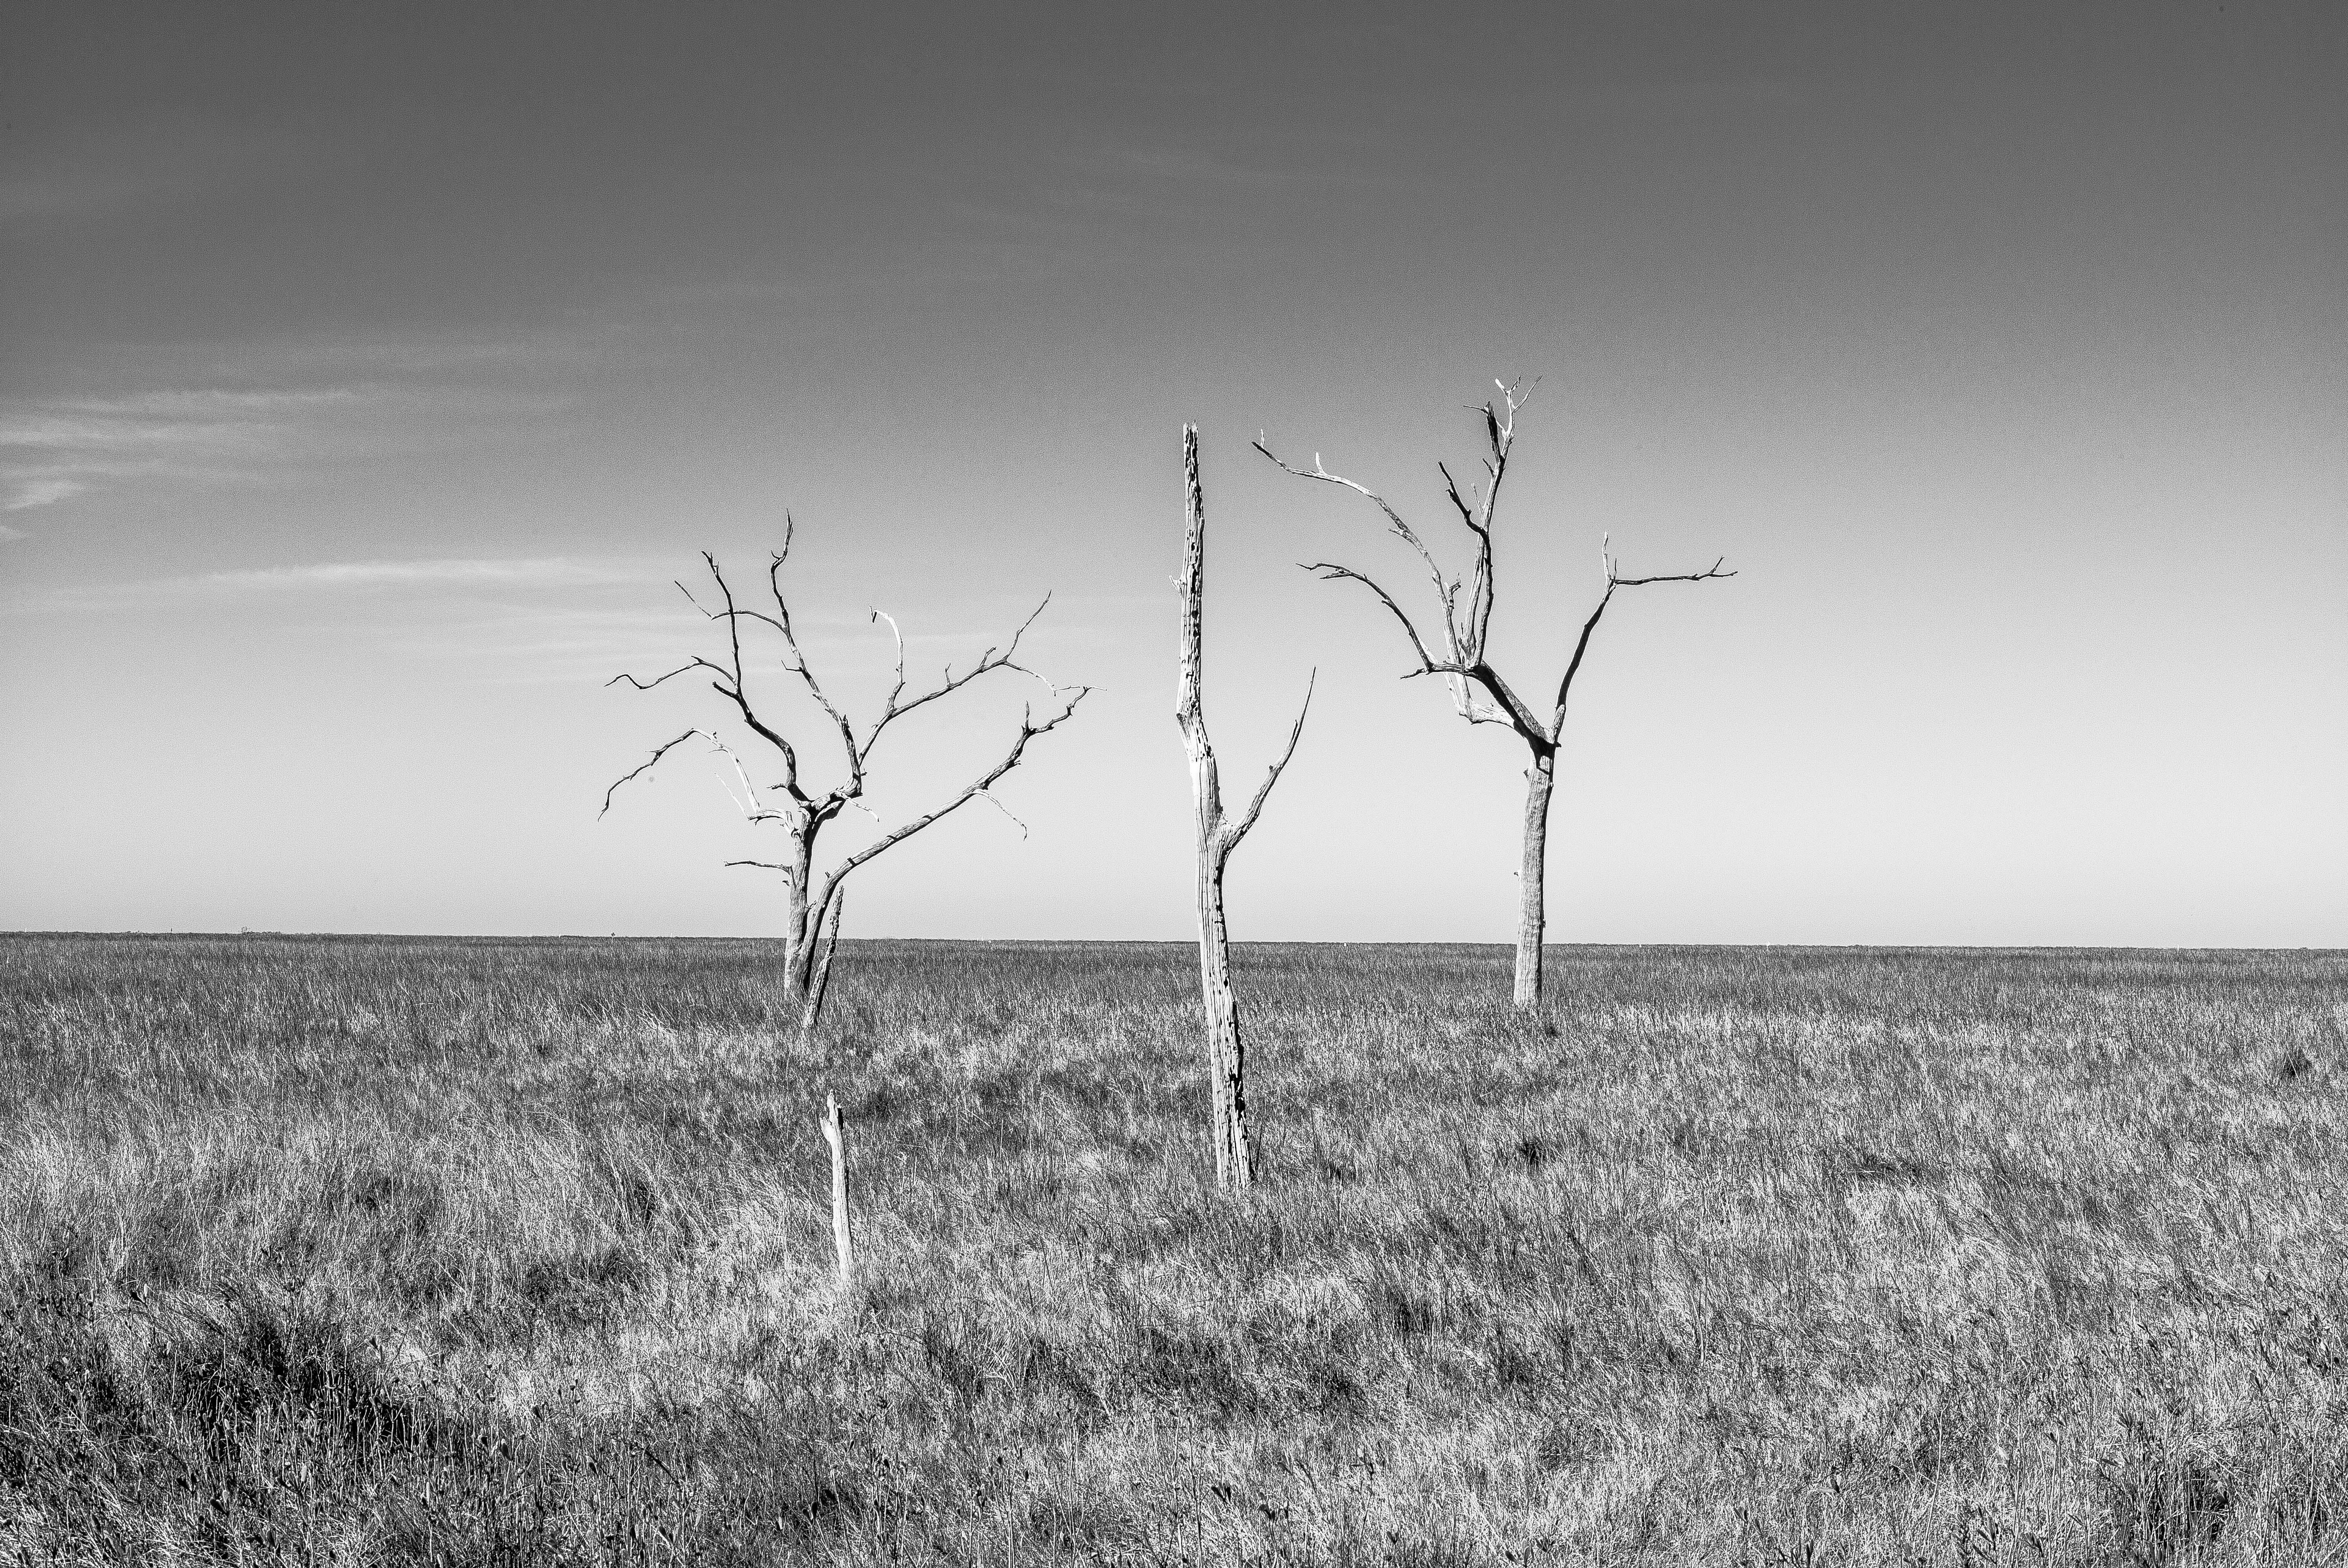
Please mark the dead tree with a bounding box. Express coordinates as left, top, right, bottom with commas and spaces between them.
1177, 425, 1312, 1190
602, 525, 1087, 1045
1256, 381, 1731, 1012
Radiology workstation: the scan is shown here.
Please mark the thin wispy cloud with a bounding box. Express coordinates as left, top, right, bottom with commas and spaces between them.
208, 558, 644, 592
2, 478, 86, 513
0, 364, 573, 511
204, 556, 633, 593
0, 414, 280, 451
0, 386, 352, 511
11, 557, 649, 614
44, 389, 365, 420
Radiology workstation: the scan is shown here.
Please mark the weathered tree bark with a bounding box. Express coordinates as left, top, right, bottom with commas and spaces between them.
603, 531, 1088, 1049
1177, 425, 1310, 1191
1513, 748, 1557, 1010
779, 833, 818, 1021
778, 850, 844, 1048
1194, 837, 1250, 1188
1258, 382, 1733, 1014
820, 1092, 853, 1285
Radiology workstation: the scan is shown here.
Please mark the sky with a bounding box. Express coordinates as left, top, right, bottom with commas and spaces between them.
2, 1, 2341, 947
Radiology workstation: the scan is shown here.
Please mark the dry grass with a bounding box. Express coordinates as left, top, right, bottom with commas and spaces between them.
2, 934, 2344, 1565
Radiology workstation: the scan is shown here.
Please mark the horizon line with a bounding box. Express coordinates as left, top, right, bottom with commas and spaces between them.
2, 931, 2338, 956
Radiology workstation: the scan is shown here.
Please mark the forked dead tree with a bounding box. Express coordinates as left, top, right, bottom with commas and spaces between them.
602, 526, 1086, 1045
1177, 426, 1312, 1190
1256, 381, 1732, 1012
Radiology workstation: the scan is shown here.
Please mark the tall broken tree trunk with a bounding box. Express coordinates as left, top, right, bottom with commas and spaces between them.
1176, 425, 1311, 1191
1193, 826, 1248, 1188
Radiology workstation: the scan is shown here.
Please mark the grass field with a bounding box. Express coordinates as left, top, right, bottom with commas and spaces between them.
2, 935, 2343, 1565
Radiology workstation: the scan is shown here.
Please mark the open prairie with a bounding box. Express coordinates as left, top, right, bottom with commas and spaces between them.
2, 935, 2343, 1566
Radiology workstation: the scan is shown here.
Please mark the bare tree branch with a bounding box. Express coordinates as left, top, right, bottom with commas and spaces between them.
1222, 669, 1316, 852
672, 554, 809, 802
704, 733, 796, 826
860, 594, 1051, 759
1462, 377, 1532, 653
1609, 558, 1737, 588
1298, 561, 1444, 671
605, 657, 730, 693
821, 686, 1090, 889
762, 546, 858, 775
869, 606, 908, 716
598, 728, 706, 818
1255, 439, 1454, 619
1438, 462, 1479, 534
679, 557, 783, 636
1554, 592, 1615, 718
971, 789, 1030, 839
1553, 542, 1739, 718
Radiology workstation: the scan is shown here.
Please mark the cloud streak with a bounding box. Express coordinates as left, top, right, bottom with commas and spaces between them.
10, 557, 653, 614
2, 478, 87, 513
200, 558, 641, 592
197, 557, 633, 595
0, 386, 353, 511
0, 363, 571, 515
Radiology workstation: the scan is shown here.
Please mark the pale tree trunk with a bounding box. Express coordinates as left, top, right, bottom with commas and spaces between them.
1176, 425, 1308, 1191
777, 832, 841, 1049
801, 892, 843, 1044
1193, 802, 1253, 1187
1512, 748, 1556, 1011
820, 1093, 853, 1285
1179, 427, 1254, 1190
